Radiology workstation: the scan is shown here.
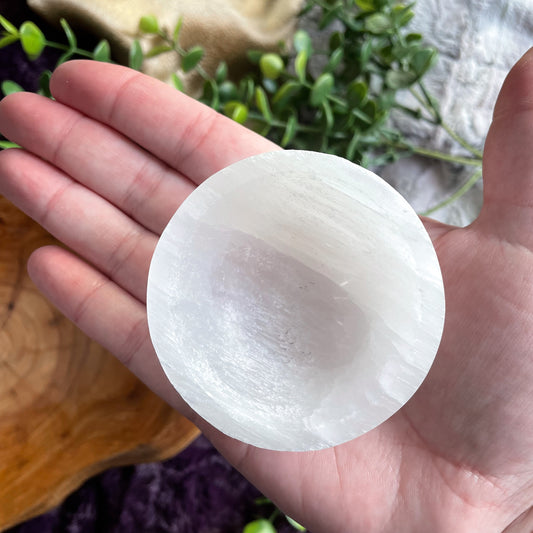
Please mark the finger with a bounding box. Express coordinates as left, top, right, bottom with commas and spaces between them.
0, 148, 155, 302
49, 60, 280, 184
29, 246, 267, 466
0, 92, 194, 234
26, 245, 195, 418
481, 47, 533, 244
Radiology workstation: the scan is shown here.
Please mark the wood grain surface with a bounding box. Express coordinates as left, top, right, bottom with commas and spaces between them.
0, 196, 199, 531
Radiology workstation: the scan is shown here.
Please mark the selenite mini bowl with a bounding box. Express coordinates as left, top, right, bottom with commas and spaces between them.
147, 150, 445, 451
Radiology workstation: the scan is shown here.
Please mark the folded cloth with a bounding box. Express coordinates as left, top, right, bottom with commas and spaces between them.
27, 0, 302, 93
381, 0, 533, 225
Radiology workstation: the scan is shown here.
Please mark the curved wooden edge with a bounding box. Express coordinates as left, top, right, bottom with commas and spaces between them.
0, 197, 202, 531
1, 422, 200, 531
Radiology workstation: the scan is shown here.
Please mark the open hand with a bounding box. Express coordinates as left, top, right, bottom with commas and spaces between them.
1, 52, 533, 532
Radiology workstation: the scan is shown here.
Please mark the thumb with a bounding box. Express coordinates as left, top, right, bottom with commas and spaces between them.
480, 47, 533, 246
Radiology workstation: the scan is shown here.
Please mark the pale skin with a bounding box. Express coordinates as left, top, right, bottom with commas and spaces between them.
1, 49, 533, 532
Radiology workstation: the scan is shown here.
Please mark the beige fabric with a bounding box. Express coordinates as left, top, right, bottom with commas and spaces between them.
28, 0, 302, 93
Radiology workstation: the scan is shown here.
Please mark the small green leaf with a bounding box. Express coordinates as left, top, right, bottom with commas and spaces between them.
319, 6, 341, 30
0, 34, 19, 49
19, 21, 45, 60
93, 39, 111, 62
202, 79, 219, 109
310, 72, 334, 107
256, 121, 271, 137
171, 73, 184, 91
400, 10, 415, 27
262, 77, 277, 94
239, 78, 255, 102
259, 53, 284, 80
0, 141, 21, 149
223, 101, 248, 124
328, 30, 344, 52
354, 0, 376, 11
60, 18, 76, 49
322, 100, 334, 131
0, 15, 18, 35
139, 14, 159, 34
243, 519, 277, 533
360, 40, 372, 70
281, 112, 297, 147
346, 132, 361, 161
406, 32, 423, 43
218, 80, 238, 101
347, 80, 368, 108
129, 39, 143, 70
380, 43, 395, 63
325, 47, 343, 72
294, 50, 308, 82
399, 42, 422, 61
272, 80, 301, 110
353, 100, 378, 128
247, 49, 263, 64
391, 4, 415, 27
352, 107, 373, 125
362, 99, 378, 120
293, 29, 312, 54
364, 13, 392, 34
286, 515, 306, 531
38, 69, 52, 97
215, 61, 228, 83
254, 86, 272, 123
146, 45, 173, 58
173, 16, 183, 42
182, 45, 204, 72
411, 48, 437, 76
1, 80, 23, 96
385, 69, 417, 89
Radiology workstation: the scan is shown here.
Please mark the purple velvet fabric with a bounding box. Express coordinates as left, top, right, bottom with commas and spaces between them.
0, 2, 296, 532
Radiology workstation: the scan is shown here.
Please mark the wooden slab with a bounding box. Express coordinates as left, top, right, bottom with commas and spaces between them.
0, 196, 199, 531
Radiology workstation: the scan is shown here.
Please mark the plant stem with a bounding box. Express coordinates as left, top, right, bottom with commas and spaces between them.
440, 121, 484, 158
392, 103, 442, 126
391, 141, 482, 166
417, 80, 442, 122
409, 86, 435, 119
248, 111, 482, 167
43, 40, 93, 59
268, 508, 281, 523
409, 85, 484, 158
0, 141, 20, 149
157, 30, 211, 80
419, 167, 483, 216
247, 111, 325, 134
411, 146, 481, 166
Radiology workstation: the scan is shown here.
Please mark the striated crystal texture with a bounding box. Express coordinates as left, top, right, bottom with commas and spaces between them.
147, 150, 445, 451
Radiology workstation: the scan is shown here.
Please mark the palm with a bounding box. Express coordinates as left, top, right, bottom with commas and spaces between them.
219, 225, 533, 533
1, 55, 532, 532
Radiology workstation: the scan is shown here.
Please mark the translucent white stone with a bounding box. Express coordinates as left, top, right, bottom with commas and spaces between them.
147, 150, 445, 451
